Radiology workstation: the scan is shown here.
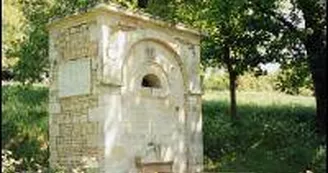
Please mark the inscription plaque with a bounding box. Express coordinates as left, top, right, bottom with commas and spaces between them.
58, 59, 91, 97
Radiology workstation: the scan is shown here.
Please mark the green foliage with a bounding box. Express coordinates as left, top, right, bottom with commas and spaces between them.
203, 91, 325, 173
268, 0, 326, 135
237, 73, 276, 92
2, 84, 49, 172
203, 71, 314, 96
143, 0, 283, 74
2, 0, 27, 69
203, 73, 276, 92
203, 73, 229, 91
195, 0, 283, 72
275, 62, 314, 95
13, 26, 50, 84
144, 0, 179, 22
6, 0, 55, 84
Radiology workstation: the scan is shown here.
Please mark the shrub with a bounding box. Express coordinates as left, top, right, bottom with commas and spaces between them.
203, 72, 276, 92
2, 84, 49, 172
203, 73, 229, 91
203, 72, 314, 96
237, 73, 275, 92
275, 63, 314, 96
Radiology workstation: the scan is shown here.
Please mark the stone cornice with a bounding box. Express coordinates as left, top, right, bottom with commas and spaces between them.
47, 3, 203, 38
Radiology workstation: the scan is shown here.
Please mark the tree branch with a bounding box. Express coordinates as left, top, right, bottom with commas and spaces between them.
253, 2, 300, 34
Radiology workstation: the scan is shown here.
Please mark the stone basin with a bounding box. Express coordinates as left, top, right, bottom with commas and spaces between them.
135, 160, 173, 173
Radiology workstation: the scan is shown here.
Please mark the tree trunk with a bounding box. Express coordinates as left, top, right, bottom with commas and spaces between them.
229, 70, 238, 120
305, 30, 326, 136
301, 2, 327, 136
224, 46, 238, 120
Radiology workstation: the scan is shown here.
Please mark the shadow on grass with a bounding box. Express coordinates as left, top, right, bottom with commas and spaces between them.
202, 99, 325, 173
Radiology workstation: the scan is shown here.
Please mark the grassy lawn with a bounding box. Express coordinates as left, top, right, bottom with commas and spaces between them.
203, 90, 316, 107
1, 85, 326, 172
202, 90, 325, 173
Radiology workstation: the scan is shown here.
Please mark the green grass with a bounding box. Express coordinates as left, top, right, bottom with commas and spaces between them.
204, 90, 316, 107
203, 90, 325, 173
1, 85, 326, 172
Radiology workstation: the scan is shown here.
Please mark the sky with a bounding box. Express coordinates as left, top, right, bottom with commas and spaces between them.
260, 63, 280, 73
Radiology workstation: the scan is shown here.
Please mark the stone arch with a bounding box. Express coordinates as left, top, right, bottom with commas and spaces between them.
129, 61, 170, 96
121, 38, 188, 92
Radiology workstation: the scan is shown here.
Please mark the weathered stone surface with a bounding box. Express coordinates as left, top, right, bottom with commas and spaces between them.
58, 58, 91, 97
48, 3, 202, 173
49, 103, 61, 114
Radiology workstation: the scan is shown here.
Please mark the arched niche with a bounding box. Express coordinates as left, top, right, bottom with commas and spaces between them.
121, 39, 186, 168
122, 38, 188, 93
141, 74, 161, 88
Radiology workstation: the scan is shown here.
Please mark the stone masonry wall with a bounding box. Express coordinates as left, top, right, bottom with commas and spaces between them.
48, 4, 203, 173
48, 18, 103, 171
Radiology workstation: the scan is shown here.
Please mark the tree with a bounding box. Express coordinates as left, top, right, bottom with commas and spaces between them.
254, 0, 326, 135
276, 60, 313, 95
161, 0, 284, 120
2, 0, 27, 70
297, 0, 326, 136
6, 0, 55, 84
162, 0, 325, 134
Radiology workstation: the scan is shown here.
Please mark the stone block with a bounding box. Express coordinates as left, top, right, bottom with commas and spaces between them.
49, 103, 61, 114
88, 106, 106, 122
50, 125, 60, 136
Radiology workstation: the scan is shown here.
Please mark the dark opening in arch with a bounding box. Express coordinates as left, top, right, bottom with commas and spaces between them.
137, 0, 148, 8
141, 74, 161, 88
